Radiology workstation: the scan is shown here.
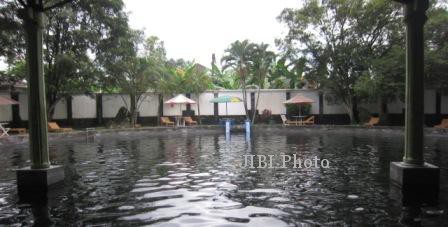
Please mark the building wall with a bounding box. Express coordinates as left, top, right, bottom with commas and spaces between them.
191, 92, 215, 116
256, 90, 286, 115
19, 93, 28, 120
2, 89, 446, 125
72, 95, 96, 119
138, 93, 159, 117
103, 94, 129, 118
424, 89, 436, 114
442, 93, 448, 114
290, 90, 320, 114
322, 94, 347, 114
52, 99, 67, 120
0, 93, 12, 122
216, 90, 249, 116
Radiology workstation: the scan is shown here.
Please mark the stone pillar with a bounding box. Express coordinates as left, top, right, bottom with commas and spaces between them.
390, 0, 439, 205
16, 1, 64, 196
22, 6, 50, 169
402, 0, 428, 165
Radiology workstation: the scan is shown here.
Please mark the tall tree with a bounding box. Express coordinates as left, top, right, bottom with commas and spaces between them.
278, 0, 401, 123
157, 63, 212, 123
425, 3, 448, 93
221, 40, 256, 120
99, 32, 167, 127
1, 0, 132, 120
353, 0, 447, 122
0, 0, 25, 64
183, 64, 212, 124
249, 43, 275, 123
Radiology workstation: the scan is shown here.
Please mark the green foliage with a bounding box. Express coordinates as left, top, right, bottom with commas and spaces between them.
98, 30, 168, 126
425, 5, 448, 93
249, 43, 276, 89
1, 0, 133, 119
278, 0, 401, 123
221, 40, 257, 119
269, 58, 306, 89
0, 1, 25, 63
0, 60, 26, 87
211, 66, 240, 89
158, 63, 212, 95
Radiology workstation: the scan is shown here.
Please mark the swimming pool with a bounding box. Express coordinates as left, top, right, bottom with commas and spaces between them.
0, 128, 447, 226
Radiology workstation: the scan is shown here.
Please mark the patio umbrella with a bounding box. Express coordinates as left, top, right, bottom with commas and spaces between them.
283, 94, 314, 116
209, 95, 242, 116
0, 96, 19, 106
165, 94, 196, 116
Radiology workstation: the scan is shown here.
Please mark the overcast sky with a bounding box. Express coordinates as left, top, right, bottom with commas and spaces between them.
124, 0, 299, 67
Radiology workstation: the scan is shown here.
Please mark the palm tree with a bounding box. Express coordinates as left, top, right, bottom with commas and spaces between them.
221, 40, 256, 120
184, 64, 212, 124
250, 43, 276, 123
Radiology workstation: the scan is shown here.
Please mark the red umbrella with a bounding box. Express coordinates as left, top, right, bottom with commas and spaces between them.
164, 94, 196, 116
0, 96, 19, 106
283, 94, 315, 104
283, 94, 314, 116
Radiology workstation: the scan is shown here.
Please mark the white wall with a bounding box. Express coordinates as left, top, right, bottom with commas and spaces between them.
0, 93, 12, 122
424, 89, 436, 114
138, 93, 159, 117
217, 91, 248, 116
1, 89, 445, 123
18, 93, 28, 120
442, 93, 448, 114
103, 94, 129, 118
323, 93, 347, 114
73, 95, 96, 119
256, 91, 286, 115
191, 92, 215, 116
52, 99, 67, 120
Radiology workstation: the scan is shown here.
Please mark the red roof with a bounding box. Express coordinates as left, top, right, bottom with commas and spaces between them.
283, 94, 315, 104
0, 96, 19, 105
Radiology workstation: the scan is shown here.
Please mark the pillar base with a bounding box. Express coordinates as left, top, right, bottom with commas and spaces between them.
390, 162, 439, 206
16, 165, 65, 197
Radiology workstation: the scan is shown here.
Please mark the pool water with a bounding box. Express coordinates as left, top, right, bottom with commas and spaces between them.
0, 129, 447, 226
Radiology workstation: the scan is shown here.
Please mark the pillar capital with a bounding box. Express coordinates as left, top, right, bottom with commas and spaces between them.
402, 0, 429, 25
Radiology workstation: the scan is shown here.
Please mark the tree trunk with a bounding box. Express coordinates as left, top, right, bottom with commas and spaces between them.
47, 99, 58, 121
242, 87, 249, 120
158, 94, 163, 126
343, 101, 355, 124
352, 96, 360, 124
195, 93, 202, 124
251, 87, 261, 124
379, 97, 389, 125
130, 93, 136, 127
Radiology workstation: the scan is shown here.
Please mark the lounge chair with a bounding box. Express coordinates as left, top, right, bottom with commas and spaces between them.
364, 117, 380, 127
434, 118, 448, 129
0, 123, 10, 137
48, 122, 73, 132
302, 116, 315, 125
281, 114, 300, 126
9, 128, 27, 134
183, 116, 197, 126
160, 117, 175, 126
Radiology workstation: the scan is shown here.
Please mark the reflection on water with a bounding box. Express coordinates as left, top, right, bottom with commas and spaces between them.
0, 130, 447, 226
